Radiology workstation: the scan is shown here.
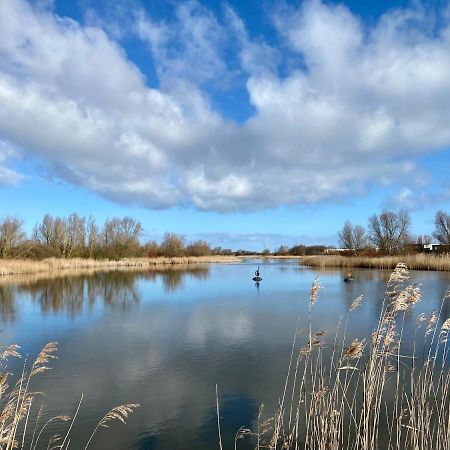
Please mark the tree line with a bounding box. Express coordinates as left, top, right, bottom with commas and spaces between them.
337, 209, 450, 255
0, 214, 220, 259
1, 209, 449, 259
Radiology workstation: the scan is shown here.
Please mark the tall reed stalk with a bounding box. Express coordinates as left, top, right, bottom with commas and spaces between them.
302, 254, 450, 271
226, 263, 450, 449
0, 343, 139, 449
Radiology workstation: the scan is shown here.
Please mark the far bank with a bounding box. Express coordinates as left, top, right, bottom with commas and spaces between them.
301, 254, 450, 271
0, 255, 239, 277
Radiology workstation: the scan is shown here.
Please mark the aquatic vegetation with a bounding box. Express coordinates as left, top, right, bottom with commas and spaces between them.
0, 256, 238, 277
302, 253, 450, 271
0, 343, 139, 450
217, 263, 450, 449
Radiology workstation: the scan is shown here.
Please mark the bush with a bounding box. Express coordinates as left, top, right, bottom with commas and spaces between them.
186, 240, 211, 256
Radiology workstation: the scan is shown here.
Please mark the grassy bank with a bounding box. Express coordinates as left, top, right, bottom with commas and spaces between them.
0, 255, 239, 276
301, 253, 450, 271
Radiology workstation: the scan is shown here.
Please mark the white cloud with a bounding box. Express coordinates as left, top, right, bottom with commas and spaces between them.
1, 0, 450, 210
0, 140, 24, 186
137, 1, 228, 86
386, 185, 450, 210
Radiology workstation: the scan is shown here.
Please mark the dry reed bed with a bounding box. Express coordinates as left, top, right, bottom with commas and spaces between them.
301, 253, 450, 271
0, 256, 239, 277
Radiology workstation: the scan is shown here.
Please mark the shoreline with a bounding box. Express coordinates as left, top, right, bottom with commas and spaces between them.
0, 256, 240, 277
237, 255, 304, 259
301, 254, 450, 271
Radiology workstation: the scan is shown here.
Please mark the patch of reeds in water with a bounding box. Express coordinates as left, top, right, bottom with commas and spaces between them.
0, 343, 139, 450
218, 263, 450, 449
302, 253, 450, 271
0, 256, 239, 277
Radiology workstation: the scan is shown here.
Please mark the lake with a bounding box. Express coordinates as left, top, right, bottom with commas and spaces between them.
1, 259, 450, 449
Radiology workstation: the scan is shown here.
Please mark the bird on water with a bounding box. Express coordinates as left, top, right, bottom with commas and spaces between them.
253, 266, 262, 281
344, 271, 354, 282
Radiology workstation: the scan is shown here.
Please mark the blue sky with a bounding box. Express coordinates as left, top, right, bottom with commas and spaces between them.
1, 0, 450, 250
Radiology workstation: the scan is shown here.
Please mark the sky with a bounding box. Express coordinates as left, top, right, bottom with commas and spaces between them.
1, 0, 450, 251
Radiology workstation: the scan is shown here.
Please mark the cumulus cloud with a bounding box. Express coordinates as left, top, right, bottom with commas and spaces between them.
137, 1, 229, 86
0, 0, 450, 210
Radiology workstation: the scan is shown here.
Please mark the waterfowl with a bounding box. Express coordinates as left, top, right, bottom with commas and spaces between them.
344, 271, 354, 282
253, 266, 262, 281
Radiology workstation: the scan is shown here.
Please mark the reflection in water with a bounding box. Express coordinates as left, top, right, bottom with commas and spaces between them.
144, 266, 210, 293
0, 285, 15, 322
1, 262, 450, 450
0, 266, 210, 319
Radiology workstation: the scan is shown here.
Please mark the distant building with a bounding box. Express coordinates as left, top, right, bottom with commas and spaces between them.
423, 243, 450, 253
324, 248, 347, 254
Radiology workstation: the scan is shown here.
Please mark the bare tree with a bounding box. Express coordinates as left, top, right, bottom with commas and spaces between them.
86, 216, 99, 257
338, 221, 368, 252
353, 225, 368, 251
338, 221, 354, 250
186, 240, 211, 256
433, 210, 450, 244
416, 235, 433, 245
33, 214, 53, 245
368, 210, 411, 254
65, 213, 86, 257
102, 217, 142, 258
276, 245, 289, 256
160, 233, 185, 257
143, 240, 160, 257
0, 216, 26, 258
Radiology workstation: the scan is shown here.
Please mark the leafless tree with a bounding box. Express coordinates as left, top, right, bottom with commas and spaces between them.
86, 216, 99, 257
353, 225, 368, 251
102, 216, 142, 257
33, 214, 53, 245
276, 245, 289, 256
65, 213, 86, 257
160, 233, 185, 257
433, 210, 450, 244
186, 240, 211, 256
338, 221, 368, 251
338, 221, 353, 250
416, 235, 433, 245
368, 210, 411, 254
0, 216, 26, 257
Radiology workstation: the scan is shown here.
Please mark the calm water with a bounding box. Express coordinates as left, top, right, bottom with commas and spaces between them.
1, 259, 450, 449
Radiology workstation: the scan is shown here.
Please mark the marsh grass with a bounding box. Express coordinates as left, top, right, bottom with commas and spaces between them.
302, 253, 450, 271
0, 256, 239, 277
220, 263, 450, 449
0, 343, 139, 449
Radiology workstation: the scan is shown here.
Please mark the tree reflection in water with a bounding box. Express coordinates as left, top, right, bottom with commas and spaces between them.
0, 265, 210, 320
0, 285, 15, 322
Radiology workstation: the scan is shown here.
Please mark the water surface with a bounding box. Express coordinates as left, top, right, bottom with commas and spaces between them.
1, 260, 450, 449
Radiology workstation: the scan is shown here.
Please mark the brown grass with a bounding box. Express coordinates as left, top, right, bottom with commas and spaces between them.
0, 263, 210, 288
0, 256, 239, 277
301, 253, 450, 271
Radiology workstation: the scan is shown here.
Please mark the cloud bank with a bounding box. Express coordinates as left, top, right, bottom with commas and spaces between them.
0, 0, 450, 211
